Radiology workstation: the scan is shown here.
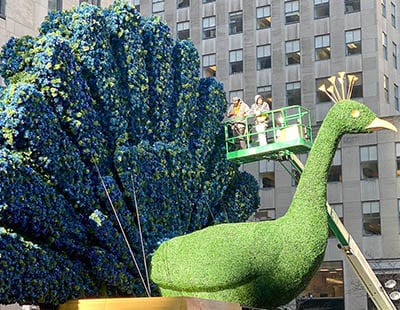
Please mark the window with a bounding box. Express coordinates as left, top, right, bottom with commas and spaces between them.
176, 21, 190, 40
345, 29, 361, 55
285, 39, 301, 65
368, 272, 400, 309
256, 5, 271, 29
328, 150, 342, 182
254, 208, 276, 221
202, 0, 215, 3
360, 145, 378, 179
383, 32, 388, 60
259, 160, 275, 188
349, 72, 363, 98
314, 0, 329, 19
177, 0, 189, 8
395, 84, 399, 111
315, 34, 330, 60
319, 74, 362, 100
152, 0, 164, 13
229, 50, 243, 74
345, 0, 360, 13
300, 261, 344, 306
316, 77, 331, 103
362, 201, 381, 235
202, 16, 216, 39
229, 11, 243, 34
0, 0, 4, 18
328, 204, 343, 237
291, 153, 306, 186
395, 143, 400, 175
80, 0, 100, 5
257, 45, 271, 70
257, 85, 272, 107
286, 81, 301, 106
393, 42, 398, 69
229, 90, 243, 103
384, 75, 389, 103
285, 0, 300, 24
391, 2, 396, 27
202, 54, 216, 78
398, 200, 400, 230
131, 0, 140, 11
48, 0, 62, 11
382, 0, 387, 17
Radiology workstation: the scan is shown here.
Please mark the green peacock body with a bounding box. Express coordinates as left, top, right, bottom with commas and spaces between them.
151, 98, 397, 309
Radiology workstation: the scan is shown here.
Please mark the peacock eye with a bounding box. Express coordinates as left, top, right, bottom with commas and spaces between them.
351, 109, 360, 118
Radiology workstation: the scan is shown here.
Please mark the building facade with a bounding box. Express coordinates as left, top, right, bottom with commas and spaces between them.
1, 0, 400, 309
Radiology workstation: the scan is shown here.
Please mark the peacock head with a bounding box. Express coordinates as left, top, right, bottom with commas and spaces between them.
319, 72, 397, 135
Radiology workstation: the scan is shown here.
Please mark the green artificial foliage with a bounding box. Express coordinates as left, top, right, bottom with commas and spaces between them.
0, 0, 260, 306
151, 99, 396, 309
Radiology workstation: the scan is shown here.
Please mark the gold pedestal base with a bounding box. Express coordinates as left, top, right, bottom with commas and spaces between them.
59, 297, 241, 310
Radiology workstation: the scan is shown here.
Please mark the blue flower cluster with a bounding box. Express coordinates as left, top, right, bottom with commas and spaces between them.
0, 0, 259, 305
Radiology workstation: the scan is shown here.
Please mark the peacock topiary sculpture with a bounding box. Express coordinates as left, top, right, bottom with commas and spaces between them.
0, 1, 260, 307
151, 73, 398, 309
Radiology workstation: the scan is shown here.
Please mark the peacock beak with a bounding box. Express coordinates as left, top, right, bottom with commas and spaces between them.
366, 117, 398, 132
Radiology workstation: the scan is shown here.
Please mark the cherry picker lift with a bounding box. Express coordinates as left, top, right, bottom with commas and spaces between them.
224, 105, 396, 310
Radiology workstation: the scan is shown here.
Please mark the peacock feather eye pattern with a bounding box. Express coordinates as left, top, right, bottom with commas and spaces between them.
0, 0, 260, 305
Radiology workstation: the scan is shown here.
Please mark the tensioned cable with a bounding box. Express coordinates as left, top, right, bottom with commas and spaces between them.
93, 160, 151, 297
130, 173, 151, 294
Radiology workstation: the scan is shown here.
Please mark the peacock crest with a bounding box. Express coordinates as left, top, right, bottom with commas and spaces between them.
318, 72, 359, 103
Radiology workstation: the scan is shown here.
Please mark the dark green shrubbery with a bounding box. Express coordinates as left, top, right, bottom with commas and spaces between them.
0, 0, 259, 305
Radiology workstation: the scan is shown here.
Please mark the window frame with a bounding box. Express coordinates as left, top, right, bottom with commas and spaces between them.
391, 2, 396, 27
345, 28, 362, 56
328, 150, 342, 182
0, 0, 4, 18
259, 160, 275, 189
395, 143, 400, 176
285, 0, 300, 24
314, 0, 329, 19
48, 0, 62, 11
256, 5, 271, 30
383, 32, 388, 60
362, 201, 381, 236
202, 53, 216, 78
360, 145, 378, 180
345, 0, 360, 14
256, 44, 272, 70
257, 85, 272, 107
382, 0, 387, 18
229, 49, 243, 74
176, 21, 190, 40
395, 84, 400, 111
229, 90, 244, 103
152, 0, 164, 13
286, 81, 301, 106
285, 39, 301, 65
328, 204, 344, 237
315, 34, 331, 61
80, 0, 101, 5
177, 0, 189, 9
229, 11, 243, 35
132, 0, 140, 11
384, 75, 389, 103
202, 16, 216, 39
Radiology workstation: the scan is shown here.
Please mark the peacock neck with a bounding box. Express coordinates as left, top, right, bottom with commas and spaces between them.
287, 121, 341, 216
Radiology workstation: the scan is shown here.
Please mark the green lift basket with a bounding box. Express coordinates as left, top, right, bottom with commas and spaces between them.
224, 105, 313, 164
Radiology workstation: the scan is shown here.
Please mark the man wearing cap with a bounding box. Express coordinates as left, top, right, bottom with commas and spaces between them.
225, 96, 250, 150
